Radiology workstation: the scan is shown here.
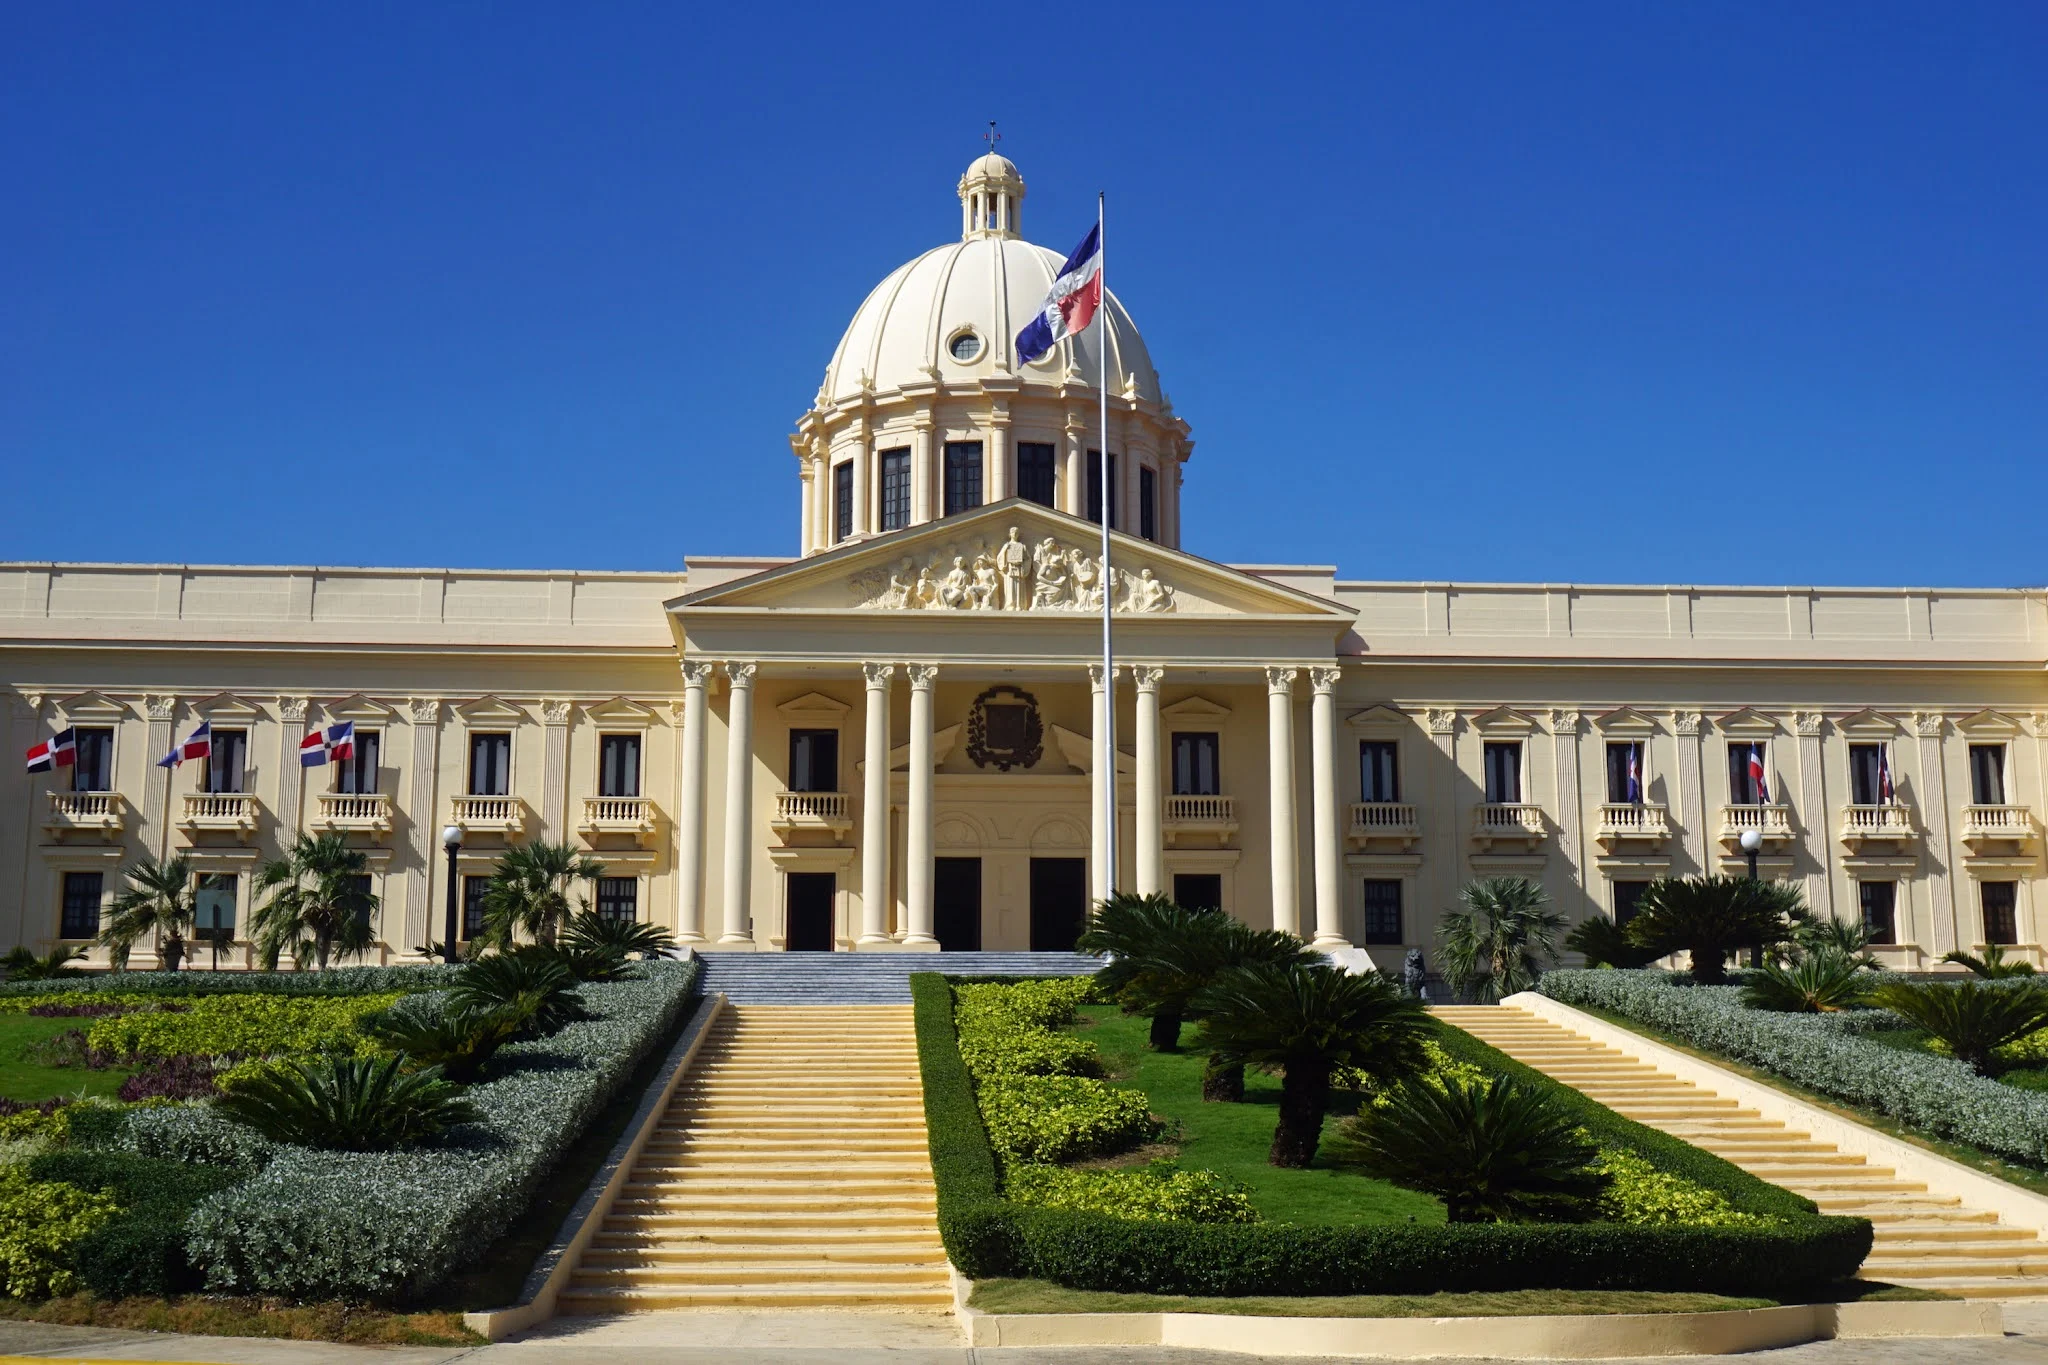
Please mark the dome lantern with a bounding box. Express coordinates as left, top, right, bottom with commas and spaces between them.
958, 153, 1024, 241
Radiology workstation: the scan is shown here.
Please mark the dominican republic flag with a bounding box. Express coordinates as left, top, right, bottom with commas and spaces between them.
158, 722, 211, 769
1624, 743, 1642, 804
1877, 744, 1895, 804
24, 729, 77, 774
299, 722, 355, 768
1748, 742, 1771, 805
1015, 222, 1103, 364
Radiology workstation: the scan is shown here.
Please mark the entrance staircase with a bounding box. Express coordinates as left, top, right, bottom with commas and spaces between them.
696, 950, 1096, 1004
1435, 1004, 2048, 1299
558, 1004, 953, 1311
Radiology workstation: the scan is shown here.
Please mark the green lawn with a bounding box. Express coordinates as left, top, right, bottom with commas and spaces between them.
1074, 1004, 1444, 1226
0, 1012, 137, 1103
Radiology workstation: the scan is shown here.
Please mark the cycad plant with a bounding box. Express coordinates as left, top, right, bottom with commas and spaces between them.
1192, 963, 1430, 1168
1077, 892, 1228, 1049
98, 855, 197, 971
555, 911, 677, 982
1563, 916, 1659, 970
1437, 878, 1567, 1003
1940, 944, 2037, 979
0, 945, 87, 981
1870, 979, 2048, 1076
478, 842, 606, 950
217, 1054, 477, 1150
1741, 953, 1873, 1013
1624, 876, 1805, 985
1330, 1075, 1611, 1222
361, 996, 518, 1083
1790, 916, 1881, 971
449, 947, 589, 1038
250, 832, 378, 970
1149, 920, 1324, 1100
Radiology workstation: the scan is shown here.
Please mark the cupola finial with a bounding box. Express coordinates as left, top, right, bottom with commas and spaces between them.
958, 136, 1024, 241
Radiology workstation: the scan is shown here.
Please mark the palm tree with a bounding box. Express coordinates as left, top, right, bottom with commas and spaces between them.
1563, 915, 1658, 970
1870, 979, 2048, 1076
251, 832, 379, 970
1624, 875, 1804, 985
99, 855, 197, 971
1940, 945, 2037, 979
1741, 954, 1873, 1013
1436, 877, 1566, 1003
1192, 963, 1431, 1168
1076, 892, 1229, 1049
478, 841, 606, 949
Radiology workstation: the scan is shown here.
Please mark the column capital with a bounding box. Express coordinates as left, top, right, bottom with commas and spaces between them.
1131, 664, 1165, 692
1674, 709, 1704, 736
905, 662, 940, 691
1264, 666, 1299, 695
541, 699, 573, 726
145, 694, 178, 721
1086, 662, 1122, 688
1794, 710, 1825, 737
407, 698, 441, 725
863, 661, 897, 689
1308, 666, 1341, 695
278, 695, 310, 723
724, 661, 758, 689
1425, 707, 1458, 735
1912, 711, 1945, 738
680, 660, 716, 688
1549, 708, 1581, 735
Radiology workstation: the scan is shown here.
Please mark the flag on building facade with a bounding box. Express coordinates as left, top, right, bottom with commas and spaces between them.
1748, 742, 1771, 804
24, 729, 77, 773
1014, 223, 1103, 363
158, 722, 212, 769
1625, 742, 1642, 804
299, 722, 355, 767
1877, 744, 1895, 804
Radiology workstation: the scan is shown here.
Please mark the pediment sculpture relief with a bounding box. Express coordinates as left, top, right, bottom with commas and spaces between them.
852, 526, 1176, 614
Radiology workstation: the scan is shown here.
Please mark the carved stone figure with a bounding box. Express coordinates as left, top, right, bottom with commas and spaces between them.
938, 556, 972, 610
996, 527, 1029, 611
1402, 948, 1430, 1002
971, 553, 999, 610
1031, 537, 1068, 608
1068, 549, 1102, 611
912, 566, 939, 610
849, 533, 1180, 615
1130, 567, 1174, 613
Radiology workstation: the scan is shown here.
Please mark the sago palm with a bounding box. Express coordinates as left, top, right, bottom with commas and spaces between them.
1624, 875, 1805, 985
98, 855, 197, 971
1437, 877, 1566, 1003
449, 947, 589, 1038
556, 911, 677, 982
1741, 953, 1873, 1013
1076, 891, 1229, 1049
217, 1054, 478, 1150
1870, 979, 2048, 1076
478, 841, 606, 949
1192, 963, 1431, 1168
251, 832, 378, 970
1940, 944, 2037, 979
1563, 915, 1658, 970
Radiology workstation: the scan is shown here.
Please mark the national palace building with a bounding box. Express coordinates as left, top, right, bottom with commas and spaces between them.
4, 153, 2045, 971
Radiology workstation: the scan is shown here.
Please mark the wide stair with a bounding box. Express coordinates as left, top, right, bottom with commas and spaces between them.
558, 1004, 953, 1311
696, 950, 1096, 1004
1435, 1004, 2048, 1299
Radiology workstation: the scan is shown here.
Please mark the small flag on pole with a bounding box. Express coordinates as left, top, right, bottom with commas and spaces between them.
1625, 743, 1642, 804
1015, 223, 1103, 364
1748, 742, 1772, 805
159, 722, 212, 769
299, 722, 355, 768
1877, 744, 1895, 805
24, 729, 77, 774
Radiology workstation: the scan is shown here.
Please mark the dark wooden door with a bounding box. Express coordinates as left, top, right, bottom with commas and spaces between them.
934, 858, 982, 952
784, 872, 835, 951
1029, 857, 1088, 952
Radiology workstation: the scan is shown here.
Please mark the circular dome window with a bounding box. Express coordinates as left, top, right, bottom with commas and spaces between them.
948, 331, 983, 362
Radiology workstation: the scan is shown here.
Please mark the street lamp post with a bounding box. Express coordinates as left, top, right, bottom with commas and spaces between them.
441, 825, 463, 966
1740, 827, 1764, 968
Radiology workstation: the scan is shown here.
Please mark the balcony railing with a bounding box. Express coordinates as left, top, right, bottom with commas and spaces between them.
1718, 803, 1795, 851
179, 792, 259, 840
1347, 801, 1419, 850
772, 790, 853, 842
1961, 803, 2037, 853
43, 791, 126, 841
579, 795, 659, 847
1839, 802, 1915, 850
1471, 802, 1545, 851
449, 794, 530, 838
312, 791, 393, 840
1163, 794, 1237, 846
1595, 801, 1672, 849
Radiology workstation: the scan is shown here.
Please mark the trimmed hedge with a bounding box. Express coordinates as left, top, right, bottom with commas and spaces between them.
0, 965, 456, 1004
910, 973, 1870, 1297
1539, 969, 2048, 1166
26, 1151, 241, 1297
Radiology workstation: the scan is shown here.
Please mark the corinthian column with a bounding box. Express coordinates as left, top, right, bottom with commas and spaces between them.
1088, 663, 1117, 904
1309, 667, 1347, 948
1266, 667, 1300, 936
1133, 666, 1164, 896
903, 664, 939, 946
859, 663, 895, 946
675, 662, 713, 942
718, 662, 757, 946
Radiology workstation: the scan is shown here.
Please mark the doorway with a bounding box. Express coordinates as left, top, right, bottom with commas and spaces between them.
784, 873, 835, 951
1030, 858, 1088, 952
935, 858, 982, 951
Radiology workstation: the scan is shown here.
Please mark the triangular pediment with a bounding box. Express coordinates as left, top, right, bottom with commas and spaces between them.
776, 692, 852, 725
671, 499, 1351, 620
55, 691, 131, 723
1835, 708, 1900, 738
584, 696, 662, 727
1471, 706, 1539, 735
1346, 704, 1410, 734
1593, 706, 1659, 736
194, 692, 264, 721
1715, 707, 1779, 738
1955, 709, 2022, 738
457, 695, 528, 725
1162, 695, 1233, 722
321, 693, 398, 725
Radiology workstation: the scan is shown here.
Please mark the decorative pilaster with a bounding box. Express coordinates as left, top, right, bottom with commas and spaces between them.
859, 663, 895, 945
675, 662, 713, 942
798, 455, 817, 555
1914, 712, 1958, 956
903, 664, 939, 945
1132, 666, 1164, 896
719, 663, 758, 946
1423, 708, 1459, 944
276, 697, 309, 842
1063, 413, 1086, 517
1792, 711, 1835, 919
1309, 667, 1347, 948
143, 695, 176, 859
1674, 711, 1706, 874
911, 417, 935, 526
988, 403, 1011, 504
403, 698, 442, 952
1550, 708, 1585, 896
540, 699, 572, 841
1266, 667, 1300, 936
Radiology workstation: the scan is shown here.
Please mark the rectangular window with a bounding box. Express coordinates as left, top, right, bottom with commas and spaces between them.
1859, 880, 1898, 946
1848, 743, 1888, 805
599, 734, 641, 798
1086, 451, 1119, 526
194, 873, 236, 940
1970, 744, 2007, 805
1139, 465, 1157, 540
1982, 881, 2019, 946
462, 875, 492, 940
788, 729, 839, 793
1362, 879, 1403, 945
1017, 442, 1057, 507
1728, 742, 1769, 805
59, 872, 102, 939
336, 730, 380, 795
1171, 732, 1220, 796
943, 441, 983, 515
1173, 873, 1222, 912
1483, 741, 1522, 804
1605, 741, 1644, 804
1613, 880, 1651, 927
879, 447, 910, 531
206, 728, 247, 794
469, 733, 510, 796
1359, 740, 1400, 803
596, 876, 638, 924
71, 728, 113, 792
345, 873, 375, 936
834, 461, 854, 541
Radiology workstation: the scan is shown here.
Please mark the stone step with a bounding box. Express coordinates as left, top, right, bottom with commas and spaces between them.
571, 1261, 950, 1288
557, 1285, 956, 1311
1881, 1277, 2048, 1299
594, 1225, 943, 1246
582, 1244, 945, 1266
602, 1210, 941, 1232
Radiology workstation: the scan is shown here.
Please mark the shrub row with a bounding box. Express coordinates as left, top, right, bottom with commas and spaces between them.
951, 977, 1155, 1166
84, 993, 402, 1060
179, 958, 701, 1301
1005, 1163, 1259, 1224
1539, 969, 2048, 1165
910, 973, 1870, 1298
0, 964, 456, 1004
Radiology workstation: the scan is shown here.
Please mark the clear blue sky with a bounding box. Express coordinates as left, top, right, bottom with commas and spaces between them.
4, 4, 2042, 587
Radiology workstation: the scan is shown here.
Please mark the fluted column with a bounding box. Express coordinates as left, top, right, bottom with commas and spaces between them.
718, 662, 757, 946
1309, 667, 1347, 947
1266, 667, 1300, 936
798, 457, 816, 554
859, 663, 895, 945
911, 418, 935, 526
1063, 416, 1086, 517
1088, 663, 1117, 904
1133, 666, 1164, 896
275, 697, 309, 840
988, 405, 1011, 503
903, 664, 939, 945
675, 661, 713, 942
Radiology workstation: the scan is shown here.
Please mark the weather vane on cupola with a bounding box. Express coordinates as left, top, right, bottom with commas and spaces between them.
984, 120, 1000, 157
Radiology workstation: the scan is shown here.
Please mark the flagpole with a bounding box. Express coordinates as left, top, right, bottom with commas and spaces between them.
1098, 189, 1116, 900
